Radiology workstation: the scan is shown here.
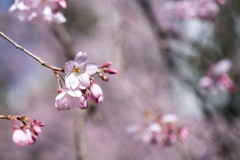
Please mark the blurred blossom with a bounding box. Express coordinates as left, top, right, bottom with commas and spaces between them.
161, 114, 178, 123
9, 0, 67, 23
127, 111, 189, 147
168, 0, 225, 20
199, 59, 234, 94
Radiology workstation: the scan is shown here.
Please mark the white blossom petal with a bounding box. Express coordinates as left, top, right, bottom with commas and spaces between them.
85, 62, 98, 75
78, 73, 90, 89
67, 97, 80, 109
53, 11, 67, 24
55, 96, 68, 111
211, 59, 232, 76
67, 89, 82, 97
66, 73, 79, 89
65, 60, 74, 74
55, 90, 67, 100
74, 52, 87, 66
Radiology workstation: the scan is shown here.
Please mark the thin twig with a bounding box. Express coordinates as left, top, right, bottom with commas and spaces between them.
0, 31, 64, 72
0, 115, 28, 121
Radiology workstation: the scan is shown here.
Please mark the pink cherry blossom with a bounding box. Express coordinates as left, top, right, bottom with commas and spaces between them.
161, 114, 178, 123
199, 59, 233, 94
127, 113, 189, 147
9, 0, 67, 23
178, 127, 189, 141
65, 52, 98, 89
55, 88, 82, 111
169, 0, 223, 20
12, 128, 28, 146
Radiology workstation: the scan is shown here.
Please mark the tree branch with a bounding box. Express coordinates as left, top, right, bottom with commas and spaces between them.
0, 31, 64, 72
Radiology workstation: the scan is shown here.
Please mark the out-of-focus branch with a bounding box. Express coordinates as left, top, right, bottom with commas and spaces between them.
74, 110, 88, 160
0, 31, 64, 72
0, 115, 28, 121
136, 0, 175, 69
51, 24, 89, 160
52, 24, 76, 60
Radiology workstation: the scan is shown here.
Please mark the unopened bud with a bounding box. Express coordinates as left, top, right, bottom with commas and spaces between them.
36, 120, 44, 127
58, 88, 63, 93
23, 116, 29, 122
33, 125, 42, 134
99, 62, 112, 68
25, 129, 34, 144
12, 129, 28, 146
98, 73, 103, 78
102, 76, 108, 81
108, 68, 117, 74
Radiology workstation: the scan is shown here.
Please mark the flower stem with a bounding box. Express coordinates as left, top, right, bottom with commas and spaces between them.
0, 31, 64, 72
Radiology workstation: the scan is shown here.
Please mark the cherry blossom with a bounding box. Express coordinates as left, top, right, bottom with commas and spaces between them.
65, 52, 98, 90
199, 59, 234, 94
55, 88, 82, 111
168, 0, 225, 20
127, 112, 189, 147
12, 127, 28, 146
9, 0, 67, 23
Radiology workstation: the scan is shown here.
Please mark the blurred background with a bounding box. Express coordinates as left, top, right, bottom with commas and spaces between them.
1, 0, 240, 160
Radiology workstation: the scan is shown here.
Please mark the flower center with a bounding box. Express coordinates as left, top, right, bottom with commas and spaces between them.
73, 66, 85, 75
65, 94, 72, 99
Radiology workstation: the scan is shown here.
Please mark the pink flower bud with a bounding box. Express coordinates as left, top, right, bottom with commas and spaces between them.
98, 95, 104, 104
80, 95, 88, 109
58, 88, 63, 94
36, 120, 45, 127
178, 127, 189, 141
99, 62, 112, 68
59, 0, 67, 9
33, 125, 42, 134
25, 129, 34, 144
12, 129, 28, 146
89, 83, 104, 104
90, 83, 103, 99
108, 68, 118, 74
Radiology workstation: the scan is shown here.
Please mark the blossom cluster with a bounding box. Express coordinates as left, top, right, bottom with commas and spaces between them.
55, 52, 117, 111
12, 117, 44, 146
9, 0, 67, 23
199, 59, 234, 94
168, 0, 227, 20
127, 110, 189, 147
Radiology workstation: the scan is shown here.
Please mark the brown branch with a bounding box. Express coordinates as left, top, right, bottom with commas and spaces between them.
0, 31, 64, 72
0, 115, 29, 121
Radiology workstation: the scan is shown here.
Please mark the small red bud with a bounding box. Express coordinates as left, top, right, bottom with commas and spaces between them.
102, 76, 108, 81
108, 68, 117, 74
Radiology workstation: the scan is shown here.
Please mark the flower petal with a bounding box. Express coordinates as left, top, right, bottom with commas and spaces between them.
74, 52, 87, 66
55, 96, 68, 111
65, 60, 74, 74
65, 73, 79, 89
67, 89, 82, 97
67, 97, 80, 109
78, 73, 90, 89
85, 62, 98, 75
53, 11, 67, 24
55, 90, 67, 100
